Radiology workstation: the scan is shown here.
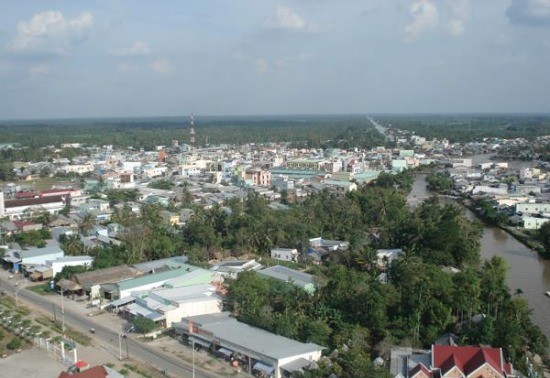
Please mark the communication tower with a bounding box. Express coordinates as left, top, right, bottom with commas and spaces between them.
189, 113, 196, 148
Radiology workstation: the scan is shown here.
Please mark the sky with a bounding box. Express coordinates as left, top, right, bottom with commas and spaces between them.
0, 0, 549, 119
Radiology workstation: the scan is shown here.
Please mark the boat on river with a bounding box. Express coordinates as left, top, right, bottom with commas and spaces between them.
545, 291, 550, 297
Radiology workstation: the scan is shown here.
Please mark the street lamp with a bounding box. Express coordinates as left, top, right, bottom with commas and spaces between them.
192, 338, 195, 378
61, 287, 65, 334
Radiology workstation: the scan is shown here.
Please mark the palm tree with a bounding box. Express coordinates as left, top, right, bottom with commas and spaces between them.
78, 213, 96, 236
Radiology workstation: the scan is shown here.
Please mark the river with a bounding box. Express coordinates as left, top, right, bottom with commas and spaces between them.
409, 174, 550, 340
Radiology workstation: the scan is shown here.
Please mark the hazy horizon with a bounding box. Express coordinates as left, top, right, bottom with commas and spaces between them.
2, 111, 550, 124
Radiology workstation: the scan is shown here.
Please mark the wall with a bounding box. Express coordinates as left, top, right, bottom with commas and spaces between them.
164, 299, 223, 327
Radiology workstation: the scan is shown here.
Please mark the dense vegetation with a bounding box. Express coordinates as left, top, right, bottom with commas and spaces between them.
377, 114, 550, 143
0, 115, 386, 150
49, 170, 547, 375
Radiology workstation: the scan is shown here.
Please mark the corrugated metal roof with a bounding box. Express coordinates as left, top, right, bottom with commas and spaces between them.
175, 313, 324, 360
116, 265, 199, 291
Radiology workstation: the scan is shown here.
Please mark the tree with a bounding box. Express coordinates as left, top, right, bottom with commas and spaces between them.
7, 336, 22, 350
538, 221, 550, 258
132, 316, 157, 334
78, 213, 96, 236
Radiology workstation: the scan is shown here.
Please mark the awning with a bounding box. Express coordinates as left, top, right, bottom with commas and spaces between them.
280, 358, 312, 372
189, 337, 211, 349
2, 256, 21, 263
217, 347, 233, 358
107, 296, 135, 308
253, 361, 275, 374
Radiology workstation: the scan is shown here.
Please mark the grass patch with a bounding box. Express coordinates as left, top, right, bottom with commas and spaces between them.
123, 363, 156, 378
34, 315, 91, 346
0, 297, 30, 315
26, 284, 53, 296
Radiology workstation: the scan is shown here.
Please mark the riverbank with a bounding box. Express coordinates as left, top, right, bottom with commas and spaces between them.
460, 198, 548, 258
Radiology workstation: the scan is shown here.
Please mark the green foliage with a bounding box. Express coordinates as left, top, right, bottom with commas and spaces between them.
538, 222, 550, 258
132, 316, 157, 334
8, 229, 50, 248
472, 198, 509, 226
148, 180, 174, 190
55, 265, 90, 281
107, 189, 139, 205
6, 336, 22, 350
377, 114, 550, 143
0, 115, 386, 150
426, 171, 454, 192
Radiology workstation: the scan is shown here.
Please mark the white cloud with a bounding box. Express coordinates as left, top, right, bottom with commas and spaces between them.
8, 10, 93, 55
447, 0, 470, 36
110, 41, 150, 57
404, 0, 439, 40
29, 64, 50, 75
151, 58, 173, 75
263, 6, 308, 31
255, 58, 269, 75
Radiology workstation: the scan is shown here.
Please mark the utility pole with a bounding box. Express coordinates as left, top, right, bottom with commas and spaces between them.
61, 287, 65, 334
192, 339, 195, 378
52, 303, 57, 323
118, 332, 122, 361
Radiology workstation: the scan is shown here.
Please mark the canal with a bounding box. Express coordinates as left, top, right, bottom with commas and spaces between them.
409, 174, 550, 340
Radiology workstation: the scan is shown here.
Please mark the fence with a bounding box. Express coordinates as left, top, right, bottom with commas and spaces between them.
33, 337, 78, 367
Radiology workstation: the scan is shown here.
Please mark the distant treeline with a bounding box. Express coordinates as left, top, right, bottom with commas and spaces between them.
0, 115, 386, 150
376, 114, 550, 143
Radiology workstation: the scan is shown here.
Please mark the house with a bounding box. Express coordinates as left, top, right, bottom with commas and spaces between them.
58, 364, 124, 378
100, 264, 213, 300
132, 256, 189, 274
390, 345, 516, 378
271, 248, 298, 262
210, 259, 263, 280
521, 216, 550, 230
376, 249, 404, 269
12, 220, 43, 233
2, 245, 64, 273
160, 210, 181, 226
66, 265, 141, 299
120, 283, 224, 328
174, 312, 324, 378
46, 255, 94, 277
0, 192, 66, 220
258, 265, 317, 294
306, 237, 349, 264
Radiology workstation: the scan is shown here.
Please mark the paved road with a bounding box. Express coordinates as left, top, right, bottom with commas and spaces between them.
0, 276, 219, 378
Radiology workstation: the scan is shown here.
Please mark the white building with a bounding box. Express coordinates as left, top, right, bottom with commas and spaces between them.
58, 164, 94, 174
522, 216, 550, 230
47, 255, 94, 277
121, 284, 223, 327
0, 193, 66, 220
516, 202, 550, 215
271, 248, 298, 262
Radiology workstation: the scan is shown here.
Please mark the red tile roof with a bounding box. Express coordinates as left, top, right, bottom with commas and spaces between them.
433, 345, 508, 377
5, 195, 65, 208
12, 220, 36, 228
58, 365, 108, 378
409, 363, 433, 378
16, 191, 38, 199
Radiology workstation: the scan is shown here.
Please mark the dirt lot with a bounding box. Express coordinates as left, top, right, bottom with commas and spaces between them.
0, 348, 65, 378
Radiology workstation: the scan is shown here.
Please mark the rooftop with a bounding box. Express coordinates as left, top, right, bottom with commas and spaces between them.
176, 312, 324, 361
